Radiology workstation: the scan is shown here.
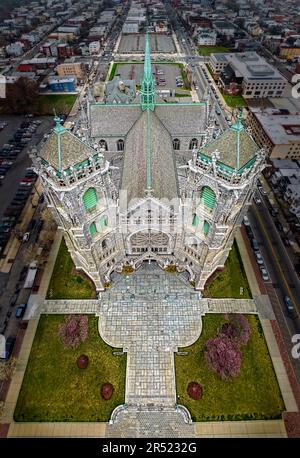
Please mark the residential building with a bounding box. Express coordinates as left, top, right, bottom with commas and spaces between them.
247, 107, 300, 159
89, 41, 101, 55
56, 60, 85, 81
209, 52, 228, 74
196, 28, 217, 46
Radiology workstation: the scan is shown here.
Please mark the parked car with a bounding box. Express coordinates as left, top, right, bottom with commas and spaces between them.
246, 225, 254, 239
0, 336, 16, 360
284, 296, 295, 316
260, 266, 270, 281
251, 238, 259, 251
275, 220, 283, 232
255, 252, 264, 265
15, 303, 27, 318
243, 215, 250, 226
22, 232, 30, 243
254, 194, 262, 205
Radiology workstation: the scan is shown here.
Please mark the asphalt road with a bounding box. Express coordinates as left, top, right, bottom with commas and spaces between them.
248, 199, 300, 381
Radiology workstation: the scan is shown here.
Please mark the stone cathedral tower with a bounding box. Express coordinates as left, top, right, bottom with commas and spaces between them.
32, 34, 265, 291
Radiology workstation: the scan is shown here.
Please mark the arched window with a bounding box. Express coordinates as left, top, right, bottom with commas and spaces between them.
189, 138, 198, 150
192, 213, 199, 227
117, 139, 124, 151
89, 222, 97, 236
99, 215, 108, 230
203, 220, 210, 236
83, 187, 98, 211
173, 138, 180, 150
99, 139, 108, 151
200, 186, 216, 210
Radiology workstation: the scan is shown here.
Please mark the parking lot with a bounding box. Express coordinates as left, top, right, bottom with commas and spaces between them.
118, 33, 176, 54
114, 62, 185, 91
0, 115, 53, 255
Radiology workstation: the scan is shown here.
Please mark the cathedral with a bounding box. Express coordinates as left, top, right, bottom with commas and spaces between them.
32, 34, 265, 291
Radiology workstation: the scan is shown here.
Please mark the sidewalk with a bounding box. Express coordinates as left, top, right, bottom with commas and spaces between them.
0, 229, 62, 429
235, 228, 299, 422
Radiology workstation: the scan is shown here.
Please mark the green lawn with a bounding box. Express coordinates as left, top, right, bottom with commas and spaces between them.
47, 238, 96, 300
108, 62, 119, 81
222, 93, 247, 108
204, 241, 252, 299
175, 314, 285, 422
33, 94, 77, 115
198, 46, 230, 56
14, 315, 126, 422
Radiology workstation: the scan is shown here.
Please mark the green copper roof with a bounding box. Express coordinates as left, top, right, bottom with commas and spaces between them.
199, 113, 259, 171
140, 32, 156, 111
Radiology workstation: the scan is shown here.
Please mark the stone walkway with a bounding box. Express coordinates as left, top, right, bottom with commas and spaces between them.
42, 300, 99, 315
107, 407, 195, 438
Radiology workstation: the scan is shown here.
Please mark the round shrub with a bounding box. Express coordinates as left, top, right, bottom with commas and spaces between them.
76, 354, 89, 369
101, 383, 114, 400
187, 382, 202, 400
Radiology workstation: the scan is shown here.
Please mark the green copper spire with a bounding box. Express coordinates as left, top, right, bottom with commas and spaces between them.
53, 110, 66, 172
230, 111, 244, 170
140, 32, 155, 111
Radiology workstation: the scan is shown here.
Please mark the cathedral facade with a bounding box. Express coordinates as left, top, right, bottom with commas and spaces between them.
32, 34, 265, 291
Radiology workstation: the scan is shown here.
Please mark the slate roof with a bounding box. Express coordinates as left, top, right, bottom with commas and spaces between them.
39, 127, 97, 171
90, 103, 207, 138
121, 110, 179, 202
200, 121, 259, 170
155, 104, 206, 136
90, 104, 141, 137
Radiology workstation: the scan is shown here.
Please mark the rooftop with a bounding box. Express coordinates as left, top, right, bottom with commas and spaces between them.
253, 110, 300, 144
200, 117, 259, 171
226, 52, 285, 81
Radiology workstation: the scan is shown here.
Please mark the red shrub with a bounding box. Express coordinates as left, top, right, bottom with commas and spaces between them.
76, 354, 89, 369
101, 383, 114, 400
187, 382, 202, 400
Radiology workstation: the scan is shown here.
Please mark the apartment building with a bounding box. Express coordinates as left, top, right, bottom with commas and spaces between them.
56, 60, 85, 81
247, 107, 300, 159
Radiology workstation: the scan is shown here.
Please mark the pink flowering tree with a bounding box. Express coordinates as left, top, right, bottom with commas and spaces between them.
58, 315, 88, 349
221, 314, 251, 346
205, 336, 242, 380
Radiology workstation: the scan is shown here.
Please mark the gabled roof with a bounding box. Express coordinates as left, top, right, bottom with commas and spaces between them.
39, 118, 97, 171
121, 110, 179, 203
200, 117, 259, 170
90, 104, 141, 137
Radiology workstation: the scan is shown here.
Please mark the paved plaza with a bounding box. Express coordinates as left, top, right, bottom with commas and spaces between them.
1, 231, 291, 438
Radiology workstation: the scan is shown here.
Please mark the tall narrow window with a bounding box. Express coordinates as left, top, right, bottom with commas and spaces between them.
203, 220, 210, 236
200, 186, 216, 210
173, 138, 180, 150
83, 187, 98, 211
99, 215, 108, 230
89, 222, 97, 236
192, 213, 199, 227
189, 138, 198, 150
99, 139, 108, 151
117, 139, 124, 151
